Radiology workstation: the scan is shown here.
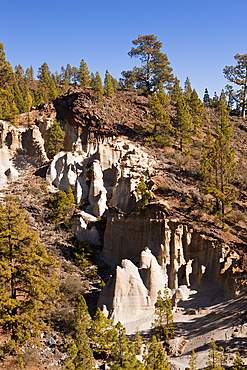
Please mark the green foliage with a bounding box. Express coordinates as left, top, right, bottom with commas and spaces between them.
104, 69, 114, 98
134, 330, 143, 355
47, 118, 66, 158
37, 62, 59, 101
223, 53, 247, 117
0, 200, 59, 354
64, 294, 95, 370
152, 287, 175, 339
78, 59, 91, 87
147, 83, 172, 147
203, 88, 210, 105
121, 34, 174, 93
188, 349, 198, 370
189, 89, 203, 132
184, 77, 193, 103
93, 71, 103, 103
232, 352, 245, 370
200, 102, 236, 221
135, 177, 151, 213
73, 240, 95, 267
89, 307, 118, 358
204, 338, 226, 370
143, 335, 169, 370
171, 78, 192, 151
50, 187, 75, 223
109, 322, 143, 369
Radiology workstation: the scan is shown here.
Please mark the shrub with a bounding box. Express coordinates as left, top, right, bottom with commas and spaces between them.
50, 187, 75, 223
160, 183, 170, 193
60, 275, 84, 301
74, 240, 95, 268
135, 177, 151, 213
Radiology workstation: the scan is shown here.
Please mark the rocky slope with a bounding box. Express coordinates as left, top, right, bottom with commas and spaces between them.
0, 87, 247, 368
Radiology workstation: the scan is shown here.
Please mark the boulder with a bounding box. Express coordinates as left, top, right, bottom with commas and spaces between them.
72, 211, 101, 247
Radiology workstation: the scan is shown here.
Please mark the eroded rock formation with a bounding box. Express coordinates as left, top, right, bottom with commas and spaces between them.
0, 120, 48, 188
46, 138, 155, 217
99, 205, 240, 330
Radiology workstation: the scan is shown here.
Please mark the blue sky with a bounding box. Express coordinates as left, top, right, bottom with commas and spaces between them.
1, 0, 246, 98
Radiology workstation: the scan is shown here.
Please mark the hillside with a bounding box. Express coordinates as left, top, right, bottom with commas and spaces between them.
0, 86, 247, 369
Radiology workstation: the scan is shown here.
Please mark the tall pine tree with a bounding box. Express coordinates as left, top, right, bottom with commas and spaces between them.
172, 78, 192, 151
0, 200, 59, 354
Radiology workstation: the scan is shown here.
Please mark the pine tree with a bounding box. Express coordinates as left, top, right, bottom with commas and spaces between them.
200, 103, 236, 220
0, 200, 59, 354
47, 118, 66, 158
135, 177, 151, 213
89, 308, 118, 358
189, 89, 203, 132
143, 335, 169, 370
188, 349, 198, 370
78, 59, 91, 88
211, 92, 219, 108
93, 71, 103, 103
122, 34, 174, 93
172, 78, 192, 151
0, 43, 14, 88
90, 72, 95, 88
64, 294, 95, 370
223, 53, 247, 118
71, 67, 79, 85
9, 101, 19, 124
205, 338, 224, 370
225, 84, 236, 110
109, 322, 143, 370
104, 69, 114, 98
25, 65, 34, 81
147, 84, 172, 147
134, 330, 143, 355
50, 187, 75, 224
13, 83, 25, 112
232, 352, 245, 370
152, 286, 175, 339
203, 88, 210, 105
184, 77, 193, 103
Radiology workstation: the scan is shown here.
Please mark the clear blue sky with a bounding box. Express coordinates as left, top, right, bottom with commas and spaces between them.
1, 0, 247, 98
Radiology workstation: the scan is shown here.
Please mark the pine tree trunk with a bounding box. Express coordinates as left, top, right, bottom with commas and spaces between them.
242, 67, 247, 118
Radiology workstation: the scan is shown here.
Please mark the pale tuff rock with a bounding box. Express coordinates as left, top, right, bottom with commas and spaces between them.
87, 160, 107, 217
0, 120, 48, 188
71, 211, 101, 247
46, 137, 155, 216
46, 152, 80, 193
98, 248, 184, 332
103, 207, 240, 295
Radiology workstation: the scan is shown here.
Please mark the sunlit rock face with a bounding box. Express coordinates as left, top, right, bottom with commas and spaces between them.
0, 120, 48, 188
103, 206, 239, 295
99, 205, 240, 331
46, 138, 155, 217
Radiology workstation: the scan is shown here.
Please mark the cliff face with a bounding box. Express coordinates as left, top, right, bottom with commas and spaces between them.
99, 205, 240, 330
46, 137, 155, 219
0, 120, 48, 188
104, 206, 239, 291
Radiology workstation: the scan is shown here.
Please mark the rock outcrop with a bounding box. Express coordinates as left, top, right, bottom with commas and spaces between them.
0, 120, 48, 188
103, 205, 239, 295
71, 211, 101, 246
98, 205, 240, 330
46, 138, 155, 217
